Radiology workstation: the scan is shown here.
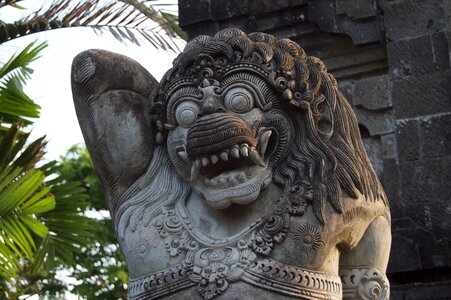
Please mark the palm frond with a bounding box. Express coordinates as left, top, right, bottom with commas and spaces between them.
0, 41, 47, 124
31, 162, 93, 273
0, 0, 185, 51
0, 41, 47, 81
0, 117, 52, 278
0, 165, 55, 279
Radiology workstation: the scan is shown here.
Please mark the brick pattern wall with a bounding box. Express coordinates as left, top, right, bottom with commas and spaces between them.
178, 1, 451, 298
380, 0, 451, 298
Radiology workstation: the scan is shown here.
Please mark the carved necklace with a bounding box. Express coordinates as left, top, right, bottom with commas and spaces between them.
152, 180, 313, 299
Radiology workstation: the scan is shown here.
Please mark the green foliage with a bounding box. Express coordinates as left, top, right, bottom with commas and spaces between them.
58, 145, 105, 211
56, 144, 128, 299
0, 41, 93, 299
0, 41, 46, 126
0, 41, 51, 282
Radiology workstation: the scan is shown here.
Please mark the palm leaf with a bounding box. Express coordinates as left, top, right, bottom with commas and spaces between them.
0, 41, 47, 124
0, 0, 185, 51
0, 166, 55, 278
31, 162, 93, 273
0, 41, 46, 81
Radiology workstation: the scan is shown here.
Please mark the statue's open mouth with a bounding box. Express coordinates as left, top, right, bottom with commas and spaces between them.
189, 131, 271, 187
175, 113, 275, 208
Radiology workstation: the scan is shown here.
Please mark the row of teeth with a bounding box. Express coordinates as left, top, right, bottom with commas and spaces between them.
177, 130, 272, 183
202, 142, 263, 167
204, 171, 252, 188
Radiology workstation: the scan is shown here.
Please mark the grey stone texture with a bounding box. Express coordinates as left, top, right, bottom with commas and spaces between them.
179, 0, 451, 298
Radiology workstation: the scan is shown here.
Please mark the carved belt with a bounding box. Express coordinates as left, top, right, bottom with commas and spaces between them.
243, 259, 342, 300
128, 264, 196, 300
128, 258, 342, 300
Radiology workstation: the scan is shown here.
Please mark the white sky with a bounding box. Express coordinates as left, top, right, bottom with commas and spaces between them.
0, 1, 184, 161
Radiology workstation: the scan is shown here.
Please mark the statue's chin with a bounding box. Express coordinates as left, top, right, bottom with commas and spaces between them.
193, 169, 272, 209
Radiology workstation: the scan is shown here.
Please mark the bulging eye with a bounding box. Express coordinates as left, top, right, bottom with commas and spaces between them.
175, 101, 200, 128
224, 87, 254, 113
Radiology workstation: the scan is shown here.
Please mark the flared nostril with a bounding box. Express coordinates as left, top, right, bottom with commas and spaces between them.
201, 102, 225, 116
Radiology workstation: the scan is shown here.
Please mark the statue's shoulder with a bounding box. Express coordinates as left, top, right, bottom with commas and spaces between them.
336, 191, 390, 249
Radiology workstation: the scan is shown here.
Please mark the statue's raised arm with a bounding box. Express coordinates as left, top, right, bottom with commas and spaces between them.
72, 29, 391, 300
71, 49, 158, 218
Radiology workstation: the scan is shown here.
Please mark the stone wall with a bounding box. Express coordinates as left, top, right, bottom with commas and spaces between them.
178, 0, 451, 298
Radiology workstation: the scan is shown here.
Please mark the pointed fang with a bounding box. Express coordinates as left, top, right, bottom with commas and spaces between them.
249, 148, 265, 167
177, 151, 190, 163
259, 130, 272, 157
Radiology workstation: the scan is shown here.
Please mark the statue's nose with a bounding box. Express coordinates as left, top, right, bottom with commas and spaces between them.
200, 97, 226, 116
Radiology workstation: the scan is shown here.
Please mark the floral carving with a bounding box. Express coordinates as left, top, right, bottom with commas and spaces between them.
129, 238, 157, 258
286, 180, 313, 216
293, 222, 324, 256
187, 243, 256, 299
250, 212, 289, 255
155, 207, 198, 257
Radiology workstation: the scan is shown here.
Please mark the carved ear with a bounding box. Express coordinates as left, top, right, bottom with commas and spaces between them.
71, 49, 159, 218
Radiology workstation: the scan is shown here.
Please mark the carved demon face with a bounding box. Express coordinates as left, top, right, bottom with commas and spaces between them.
165, 77, 291, 209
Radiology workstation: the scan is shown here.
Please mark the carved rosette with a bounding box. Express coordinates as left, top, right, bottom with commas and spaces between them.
293, 222, 324, 257
340, 267, 390, 300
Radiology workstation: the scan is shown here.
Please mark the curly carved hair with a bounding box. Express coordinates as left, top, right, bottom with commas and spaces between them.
155, 28, 387, 224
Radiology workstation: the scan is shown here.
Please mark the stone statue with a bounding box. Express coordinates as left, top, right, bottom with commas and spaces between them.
72, 28, 391, 300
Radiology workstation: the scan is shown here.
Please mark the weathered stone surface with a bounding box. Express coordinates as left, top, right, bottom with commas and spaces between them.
309, 0, 382, 45
356, 108, 395, 136
363, 137, 383, 176
353, 75, 391, 110
178, 0, 212, 27
72, 28, 391, 300
419, 113, 451, 159
387, 33, 450, 78
397, 119, 421, 161
381, 0, 447, 41
392, 70, 451, 119
396, 113, 451, 163
389, 225, 422, 272
381, 158, 401, 211
399, 158, 448, 205
337, 80, 354, 105
381, 133, 398, 159
253, 5, 308, 32
211, 0, 248, 20
391, 281, 451, 300
248, 0, 292, 15
336, 0, 377, 19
